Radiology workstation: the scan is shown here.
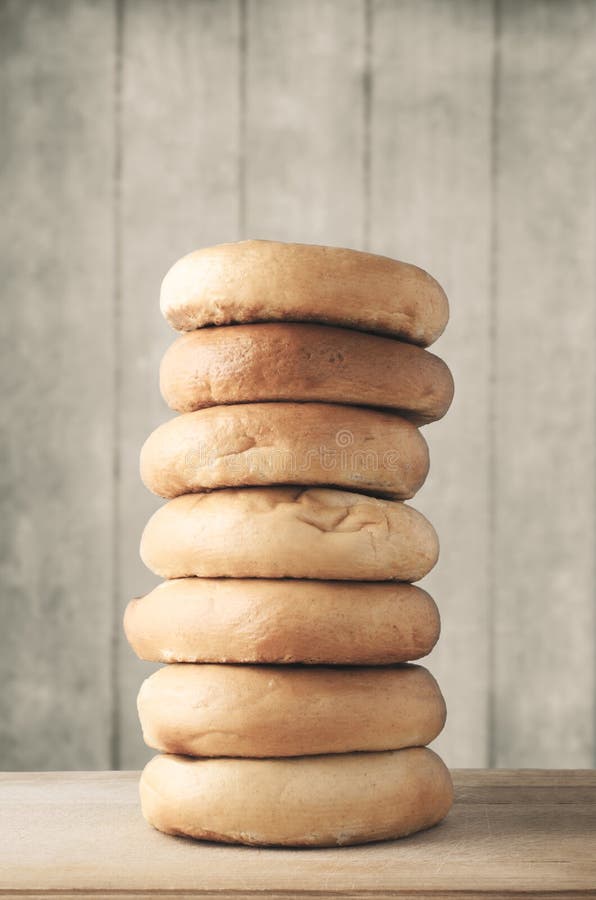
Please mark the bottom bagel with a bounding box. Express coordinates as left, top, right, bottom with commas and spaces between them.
140, 748, 453, 847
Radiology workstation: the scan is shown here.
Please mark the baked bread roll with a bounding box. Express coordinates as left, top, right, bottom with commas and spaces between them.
140, 748, 453, 846
138, 663, 445, 757
140, 487, 439, 582
124, 578, 440, 665
160, 240, 448, 346
140, 402, 429, 500
160, 323, 454, 424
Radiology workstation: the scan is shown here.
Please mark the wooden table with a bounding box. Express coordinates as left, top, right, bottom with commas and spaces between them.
0, 770, 594, 898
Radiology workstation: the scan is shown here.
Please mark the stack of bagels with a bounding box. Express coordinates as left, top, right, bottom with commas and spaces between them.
125, 240, 455, 847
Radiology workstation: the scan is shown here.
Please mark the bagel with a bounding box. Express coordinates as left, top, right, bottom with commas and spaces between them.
140, 748, 453, 846
124, 578, 440, 665
160, 240, 448, 345
137, 663, 446, 757
140, 403, 429, 500
160, 323, 454, 424
139, 487, 439, 582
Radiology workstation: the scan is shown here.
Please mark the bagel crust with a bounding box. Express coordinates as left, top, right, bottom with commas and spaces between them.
160, 323, 454, 424
137, 663, 446, 758
160, 240, 449, 345
124, 578, 440, 665
140, 403, 430, 500
139, 487, 439, 582
140, 748, 453, 846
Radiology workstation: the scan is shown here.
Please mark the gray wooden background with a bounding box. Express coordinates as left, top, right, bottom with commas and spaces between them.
1, 0, 595, 772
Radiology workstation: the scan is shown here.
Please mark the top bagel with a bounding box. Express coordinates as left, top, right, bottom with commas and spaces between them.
160, 240, 449, 346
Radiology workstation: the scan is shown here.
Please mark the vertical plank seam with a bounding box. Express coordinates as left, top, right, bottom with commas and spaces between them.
487, 0, 502, 770
362, 0, 372, 251
110, 0, 124, 772
238, 0, 247, 238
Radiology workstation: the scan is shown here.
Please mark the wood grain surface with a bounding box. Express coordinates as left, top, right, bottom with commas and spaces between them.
1, 0, 596, 772
0, 770, 594, 898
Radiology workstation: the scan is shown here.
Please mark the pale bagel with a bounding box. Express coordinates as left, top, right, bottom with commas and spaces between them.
139, 487, 439, 582
140, 748, 453, 846
137, 663, 446, 757
160, 240, 449, 346
160, 323, 454, 424
124, 578, 440, 665
140, 403, 429, 500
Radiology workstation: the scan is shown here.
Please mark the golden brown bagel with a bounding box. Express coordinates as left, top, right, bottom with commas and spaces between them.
140, 748, 453, 846
124, 578, 440, 665
140, 403, 429, 500
160, 240, 448, 345
137, 663, 446, 757
160, 323, 454, 424
139, 487, 439, 582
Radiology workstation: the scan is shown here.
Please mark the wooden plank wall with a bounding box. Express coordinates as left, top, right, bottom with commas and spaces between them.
0, 0, 116, 770
1, 0, 594, 771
